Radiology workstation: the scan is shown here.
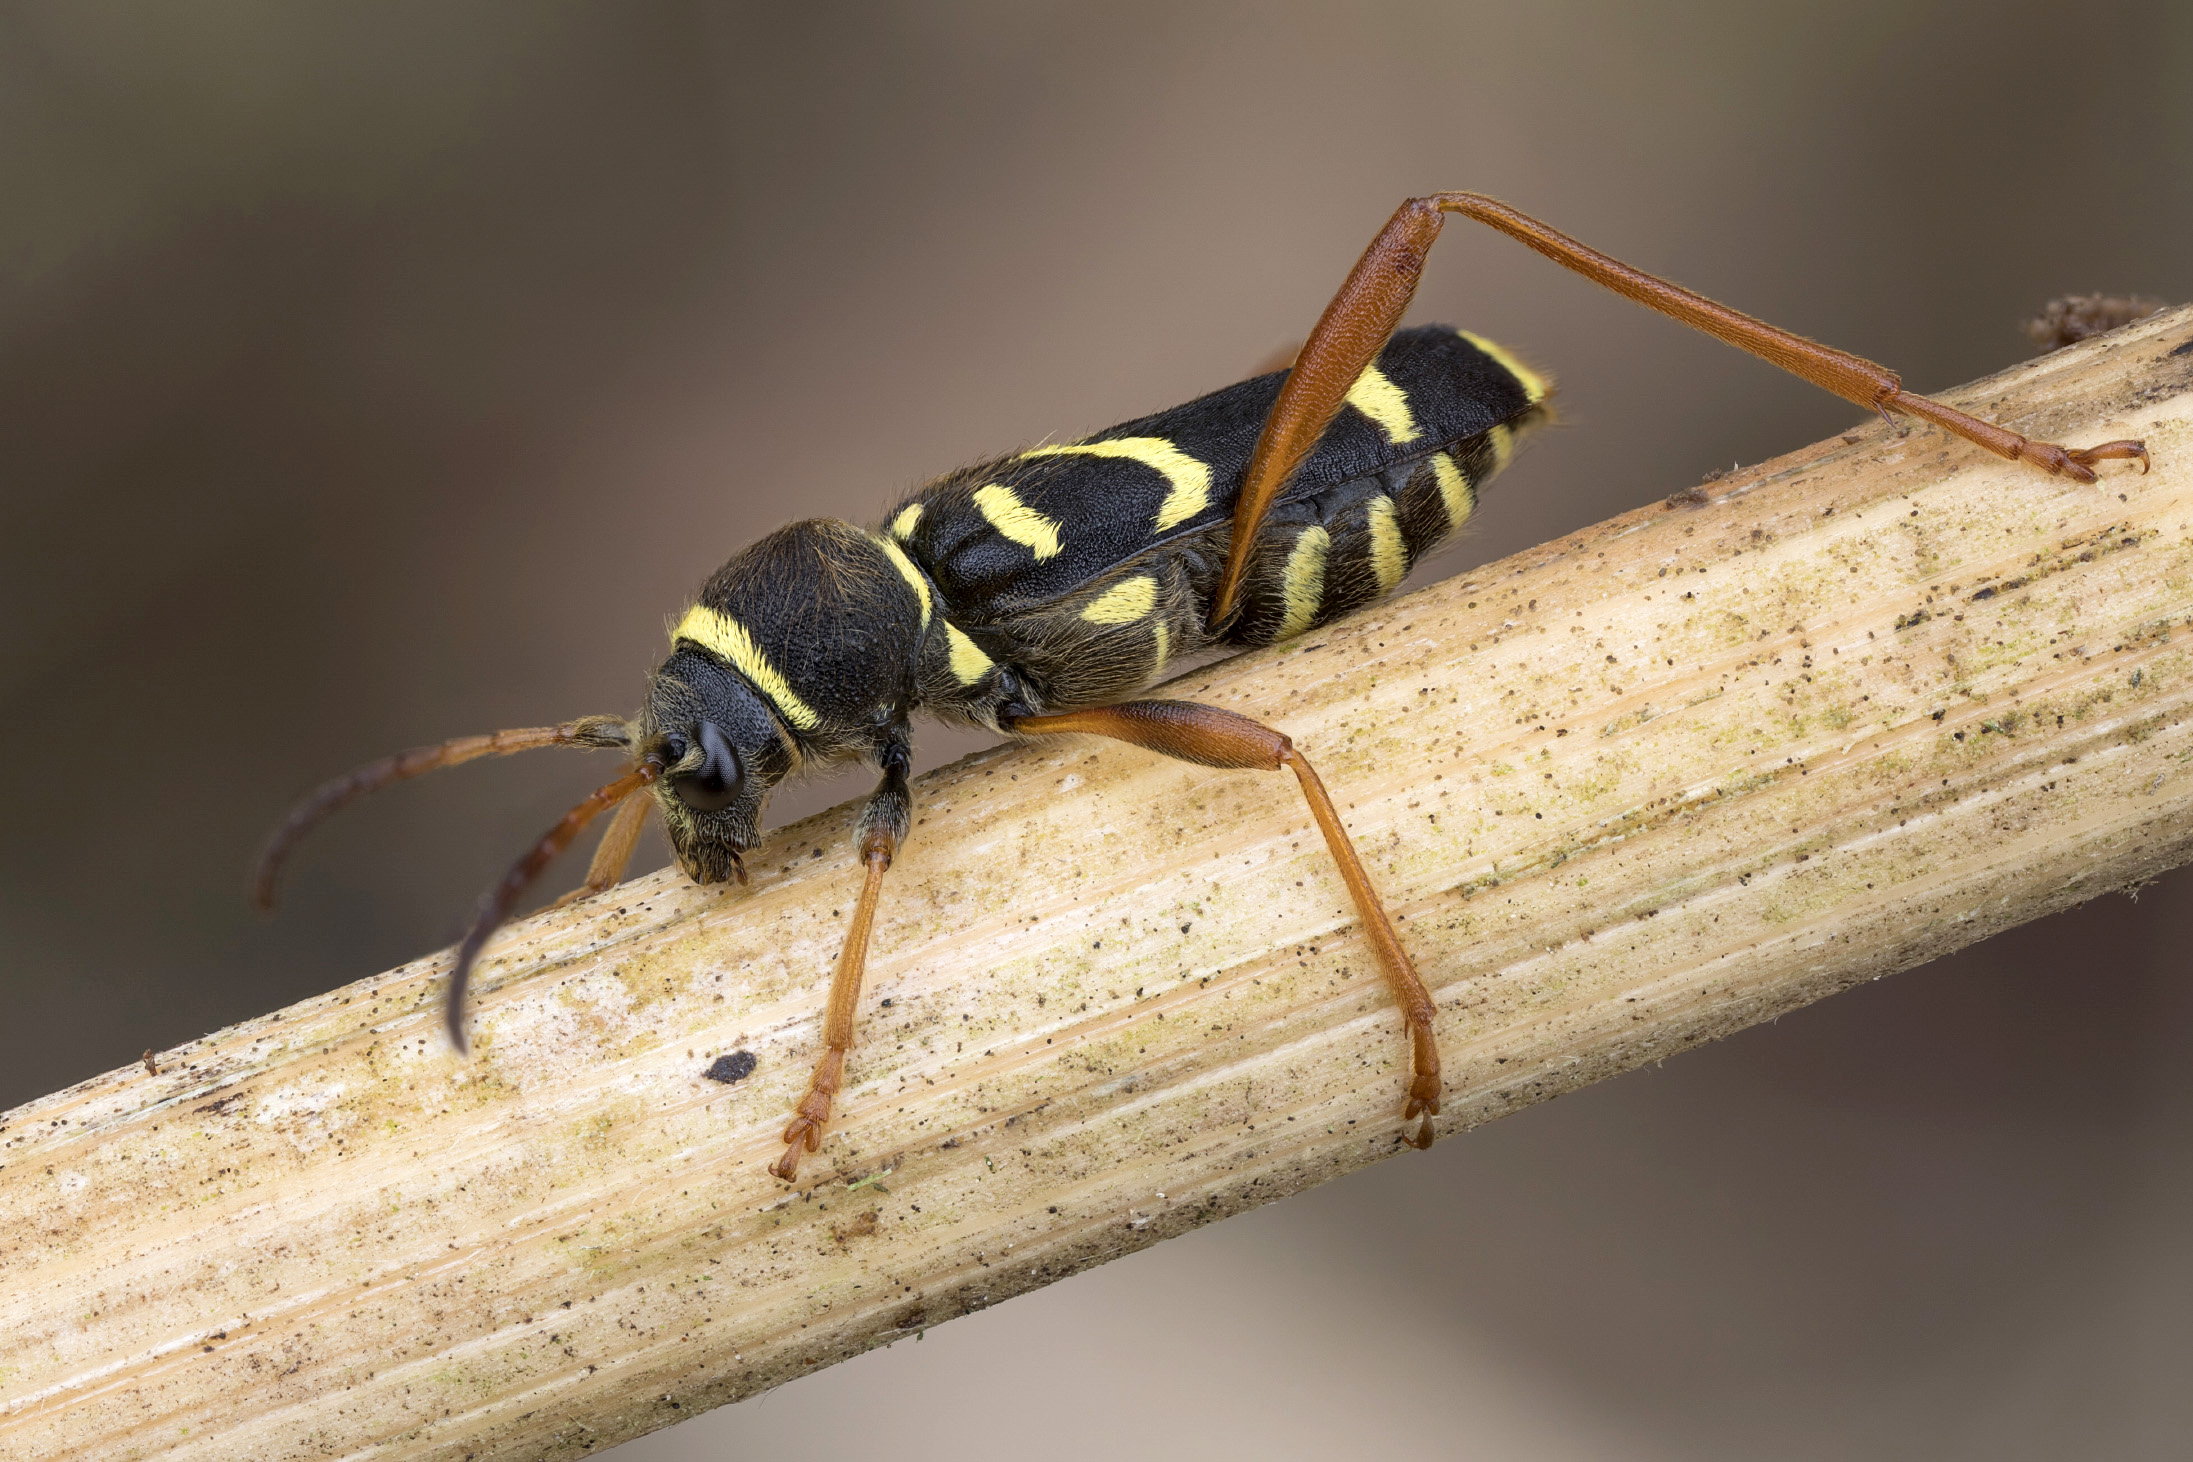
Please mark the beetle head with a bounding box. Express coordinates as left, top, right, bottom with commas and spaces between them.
640, 646, 796, 884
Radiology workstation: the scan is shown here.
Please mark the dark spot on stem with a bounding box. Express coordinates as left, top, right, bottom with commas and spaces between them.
704, 1051, 758, 1085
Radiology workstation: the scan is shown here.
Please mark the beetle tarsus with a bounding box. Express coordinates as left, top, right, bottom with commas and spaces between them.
771, 1105, 831, 1183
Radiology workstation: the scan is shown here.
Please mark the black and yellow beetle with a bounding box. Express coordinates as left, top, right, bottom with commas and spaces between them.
255, 193, 2147, 1182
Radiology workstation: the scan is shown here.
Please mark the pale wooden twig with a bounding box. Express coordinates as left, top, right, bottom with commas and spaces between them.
5, 308, 2191, 1460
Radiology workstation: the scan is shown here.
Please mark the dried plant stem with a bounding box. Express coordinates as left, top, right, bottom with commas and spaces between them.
5, 309, 2191, 1460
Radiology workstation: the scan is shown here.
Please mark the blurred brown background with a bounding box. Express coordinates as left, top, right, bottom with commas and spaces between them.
4, 3, 2190, 1457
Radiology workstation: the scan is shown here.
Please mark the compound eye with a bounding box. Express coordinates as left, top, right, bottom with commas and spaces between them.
669, 721, 742, 813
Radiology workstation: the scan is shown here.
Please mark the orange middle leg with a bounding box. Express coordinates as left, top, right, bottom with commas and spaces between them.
1011, 699, 1439, 1147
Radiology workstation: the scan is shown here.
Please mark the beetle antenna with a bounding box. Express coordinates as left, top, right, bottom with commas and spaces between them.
251, 715, 631, 911
444, 758, 663, 1054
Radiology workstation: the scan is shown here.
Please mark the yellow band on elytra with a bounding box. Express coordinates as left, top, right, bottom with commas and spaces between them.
1345, 363, 1422, 444
1023, 437, 1212, 532
972, 482, 1064, 560
1459, 329, 1551, 406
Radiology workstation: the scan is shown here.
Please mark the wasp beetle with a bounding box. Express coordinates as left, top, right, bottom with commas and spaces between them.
256, 194, 2147, 1181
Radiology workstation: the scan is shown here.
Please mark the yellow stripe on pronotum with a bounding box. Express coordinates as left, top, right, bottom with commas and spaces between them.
889, 502, 924, 540
1080, 575, 1158, 625
943, 621, 994, 685
1458, 329, 1550, 405
972, 483, 1064, 560
1344, 363, 1422, 444
1023, 437, 1211, 533
1366, 496, 1407, 595
1277, 525, 1329, 641
874, 534, 932, 630
672, 604, 821, 731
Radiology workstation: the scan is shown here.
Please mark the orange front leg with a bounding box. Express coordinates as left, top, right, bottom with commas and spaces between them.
771, 746, 911, 1183
771, 840, 894, 1182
